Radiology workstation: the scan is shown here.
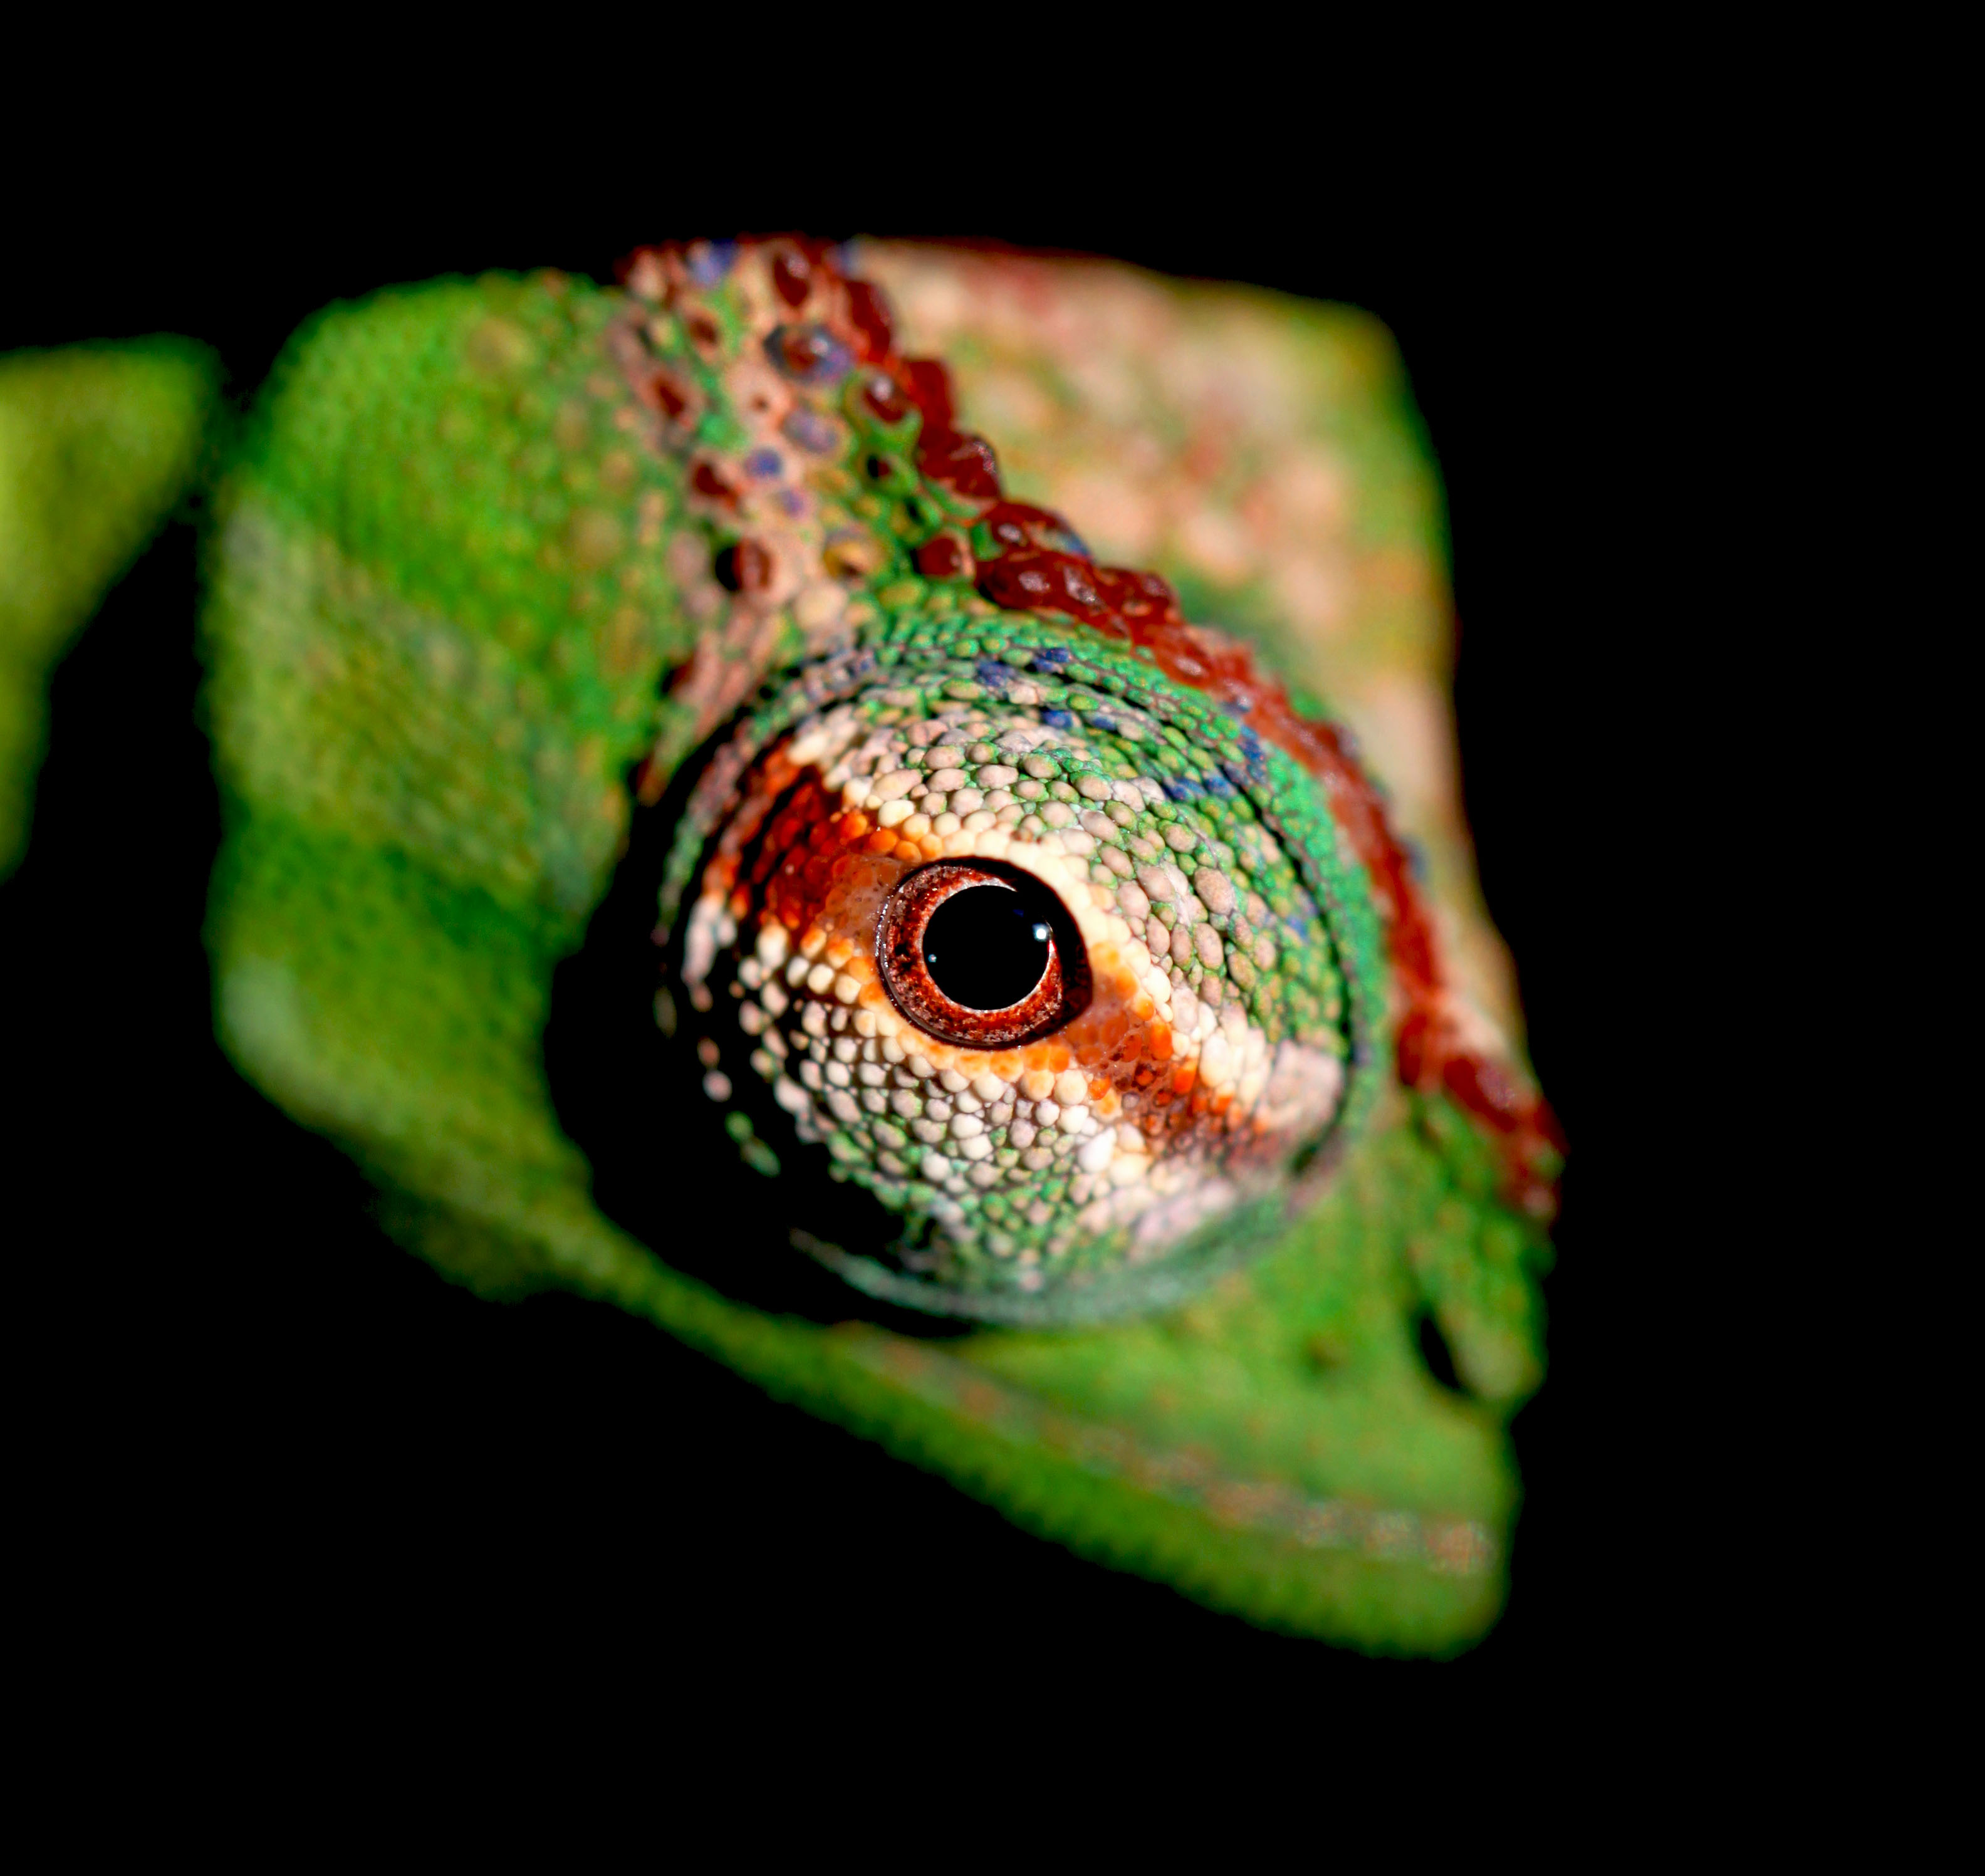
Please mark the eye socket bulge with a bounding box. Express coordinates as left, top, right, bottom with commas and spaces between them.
665, 680, 1370, 1312
876, 862, 1091, 1050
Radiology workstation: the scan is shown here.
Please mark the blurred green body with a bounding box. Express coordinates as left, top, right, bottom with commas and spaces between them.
0, 341, 216, 875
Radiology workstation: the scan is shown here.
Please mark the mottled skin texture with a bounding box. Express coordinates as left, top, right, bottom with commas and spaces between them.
3, 242, 1557, 1650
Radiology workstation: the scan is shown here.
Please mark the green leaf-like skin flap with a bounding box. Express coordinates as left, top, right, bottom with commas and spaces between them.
0, 340, 219, 875
202, 268, 1550, 1652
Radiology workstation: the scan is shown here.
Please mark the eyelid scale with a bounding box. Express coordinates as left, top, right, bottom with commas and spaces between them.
191, 238, 1558, 1650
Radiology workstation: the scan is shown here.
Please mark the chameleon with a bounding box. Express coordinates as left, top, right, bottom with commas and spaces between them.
1, 237, 1560, 1652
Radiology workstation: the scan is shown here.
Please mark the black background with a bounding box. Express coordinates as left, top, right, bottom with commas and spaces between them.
7, 140, 1666, 1714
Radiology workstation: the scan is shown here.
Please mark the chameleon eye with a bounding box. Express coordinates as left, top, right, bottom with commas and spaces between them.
877, 862, 1091, 1050
654, 674, 1378, 1317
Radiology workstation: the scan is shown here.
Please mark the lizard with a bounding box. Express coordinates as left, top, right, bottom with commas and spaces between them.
1, 237, 1560, 1652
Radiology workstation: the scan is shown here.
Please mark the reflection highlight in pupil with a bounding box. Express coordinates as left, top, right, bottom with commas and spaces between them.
920, 884, 1052, 1011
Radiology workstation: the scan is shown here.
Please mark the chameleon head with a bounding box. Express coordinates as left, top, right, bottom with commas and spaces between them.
664, 631, 1387, 1321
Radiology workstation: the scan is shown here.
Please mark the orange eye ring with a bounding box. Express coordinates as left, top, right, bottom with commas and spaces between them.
875, 861, 1091, 1050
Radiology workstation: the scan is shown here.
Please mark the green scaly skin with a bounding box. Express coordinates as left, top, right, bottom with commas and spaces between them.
6, 244, 1555, 1651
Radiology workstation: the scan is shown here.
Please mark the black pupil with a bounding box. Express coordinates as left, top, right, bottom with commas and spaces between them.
921, 886, 1051, 1011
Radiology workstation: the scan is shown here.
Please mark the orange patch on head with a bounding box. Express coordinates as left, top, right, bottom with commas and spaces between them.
1171, 1064, 1197, 1095
866, 829, 897, 855
1148, 1025, 1174, 1063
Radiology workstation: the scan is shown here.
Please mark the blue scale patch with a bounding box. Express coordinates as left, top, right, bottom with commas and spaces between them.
780, 408, 840, 455
687, 240, 736, 284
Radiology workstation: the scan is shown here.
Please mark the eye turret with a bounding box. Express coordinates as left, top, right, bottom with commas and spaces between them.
657, 640, 1382, 1323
